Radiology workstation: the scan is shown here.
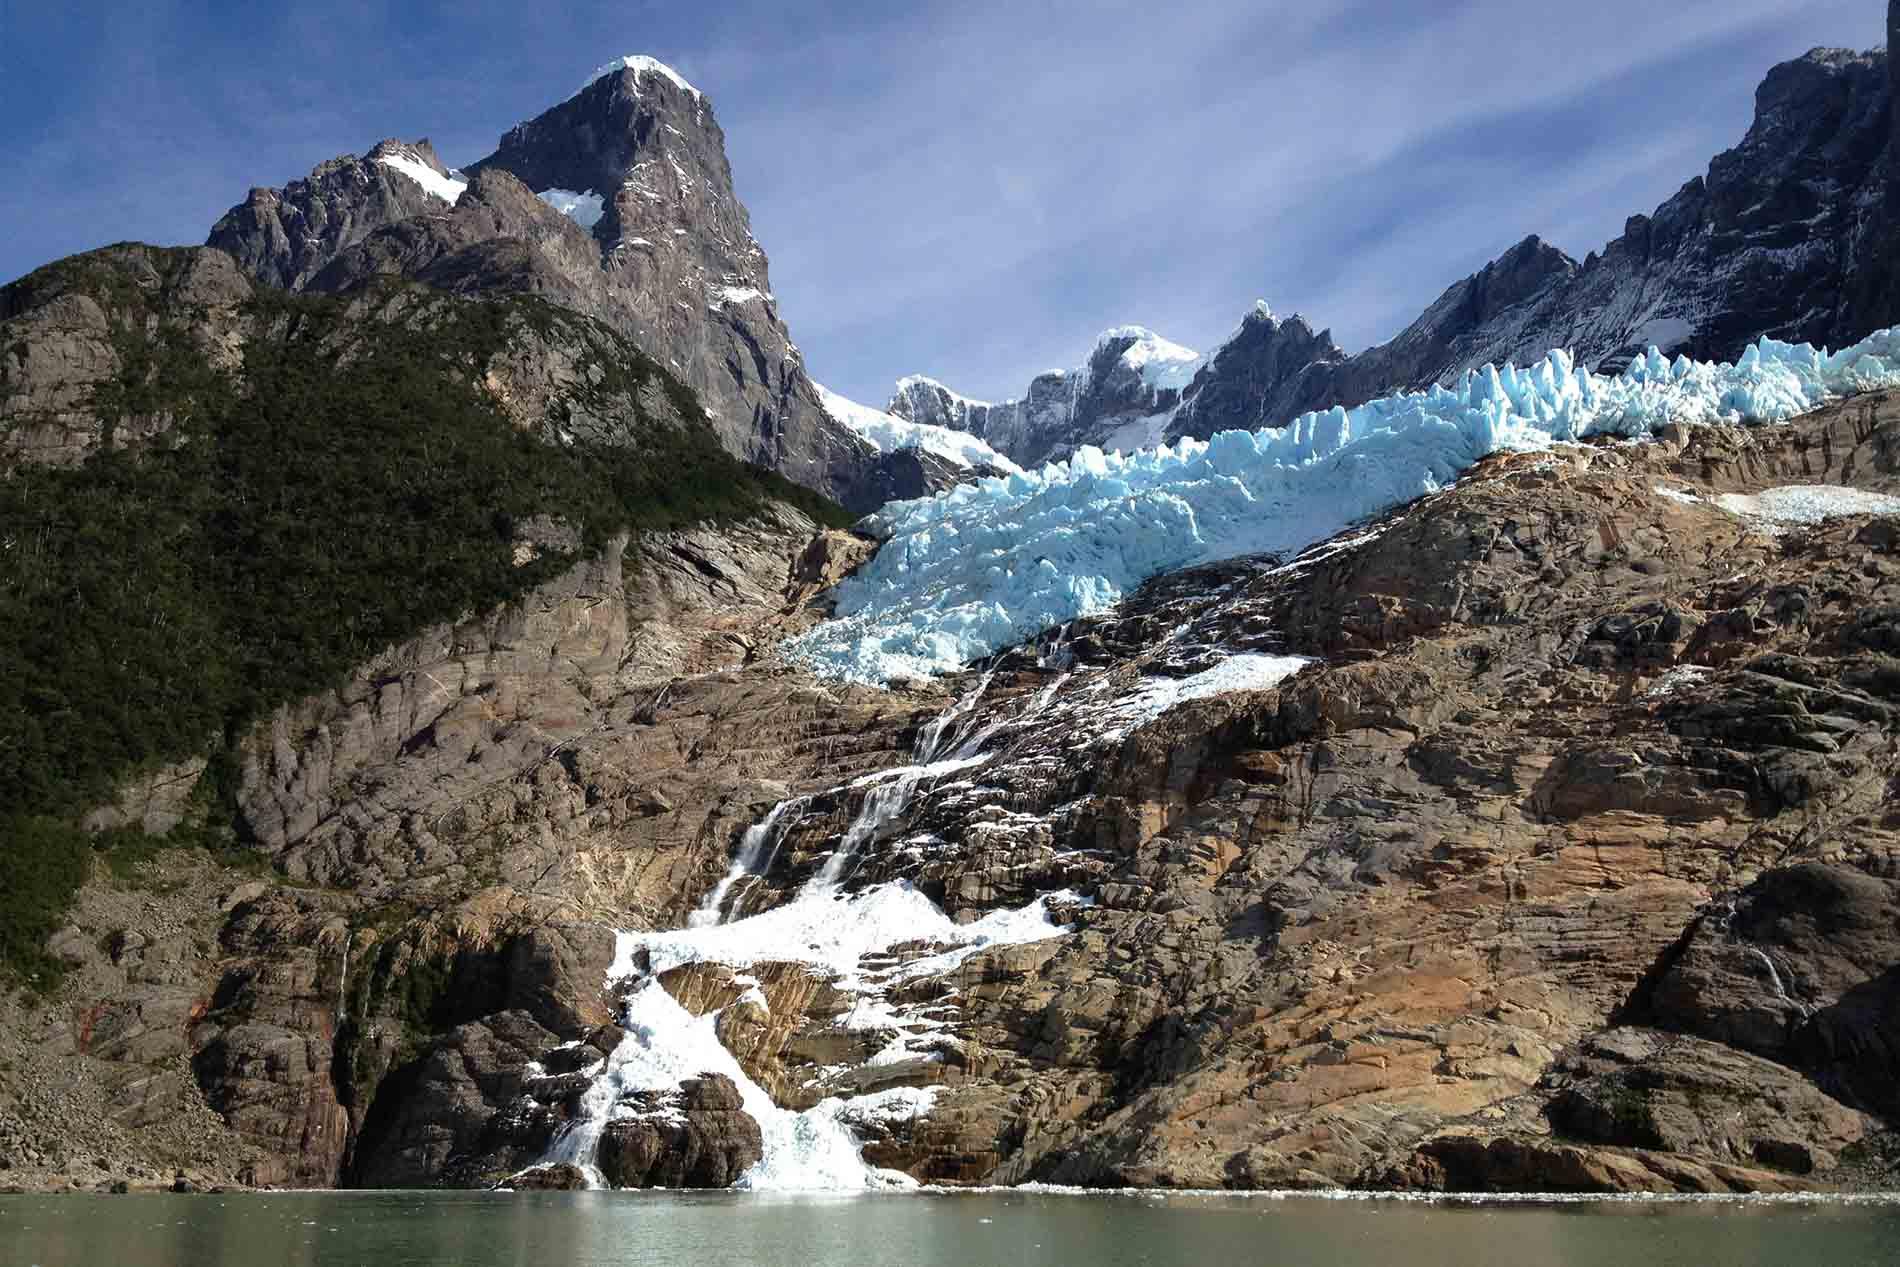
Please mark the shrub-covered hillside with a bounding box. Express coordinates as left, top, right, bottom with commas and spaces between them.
0, 245, 851, 984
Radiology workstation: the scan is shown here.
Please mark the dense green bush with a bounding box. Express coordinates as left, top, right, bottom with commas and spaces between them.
0, 261, 851, 986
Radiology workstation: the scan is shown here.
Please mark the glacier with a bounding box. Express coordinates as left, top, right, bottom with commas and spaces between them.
791, 329, 1900, 684
536, 187, 605, 228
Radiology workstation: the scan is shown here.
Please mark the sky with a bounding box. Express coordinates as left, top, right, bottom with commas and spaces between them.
0, 1, 1884, 406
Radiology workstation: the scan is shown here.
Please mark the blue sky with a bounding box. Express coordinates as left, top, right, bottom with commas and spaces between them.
0, 1, 1883, 405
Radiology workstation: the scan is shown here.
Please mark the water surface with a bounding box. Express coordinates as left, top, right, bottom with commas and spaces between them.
4, 1189, 1899, 1266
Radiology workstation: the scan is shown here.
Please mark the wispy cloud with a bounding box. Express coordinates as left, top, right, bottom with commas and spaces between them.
1, 0, 1883, 406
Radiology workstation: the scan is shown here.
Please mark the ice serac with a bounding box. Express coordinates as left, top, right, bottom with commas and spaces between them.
795, 327, 1900, 684
888, 326, 1201, 467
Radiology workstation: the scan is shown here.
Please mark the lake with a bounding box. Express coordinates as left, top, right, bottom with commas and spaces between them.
4, 1189, 1900, 1266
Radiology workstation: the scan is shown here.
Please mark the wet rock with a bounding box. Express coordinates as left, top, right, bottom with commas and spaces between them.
505, 1163, 589, 1191
1544, 1027, 1870, 1175
595, 1075, 762, 1188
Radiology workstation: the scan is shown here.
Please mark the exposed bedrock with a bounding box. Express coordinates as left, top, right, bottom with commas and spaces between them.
14, 391, 1900, 1194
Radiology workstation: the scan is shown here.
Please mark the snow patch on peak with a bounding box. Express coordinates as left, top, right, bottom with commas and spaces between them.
816, 384, 1022, 475
374, 148, 466, 205
536, 188, 605, 228
1099, 326, 1202, 392
708, 284, 770, 308
575, 55, 701, 102
893, 374, 994, 410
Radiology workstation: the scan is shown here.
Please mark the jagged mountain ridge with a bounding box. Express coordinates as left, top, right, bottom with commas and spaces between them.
893, 43, 1900, 467
206, 59, 927, 514
887, 326, 1202, 469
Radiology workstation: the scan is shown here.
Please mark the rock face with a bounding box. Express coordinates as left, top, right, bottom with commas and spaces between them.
202, 62, 891, 511
0, 245, 253, 466
889, 328, 1200, 468
207, 140, 460, 293
595, 1075, 763, 1188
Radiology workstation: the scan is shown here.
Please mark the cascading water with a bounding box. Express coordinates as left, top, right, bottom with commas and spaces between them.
807, 671, 1008, 893
521, 677, 1075, 1192
690, 796, 809, 928
914, 666, 996, 762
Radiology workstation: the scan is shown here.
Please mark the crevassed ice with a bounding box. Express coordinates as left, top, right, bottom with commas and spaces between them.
791, 329, 1900, 684
536, 187, 605, 228
816, 383, 1024, 475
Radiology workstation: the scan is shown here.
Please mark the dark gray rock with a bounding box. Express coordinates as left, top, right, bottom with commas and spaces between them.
204, 64, 899, 512
1638, 863, 1900, 1118
1545, 1027, 1870, 1175
208, 140, 457, 293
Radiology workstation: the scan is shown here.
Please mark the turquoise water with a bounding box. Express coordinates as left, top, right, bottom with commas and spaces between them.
4, 1189, 1900, 1266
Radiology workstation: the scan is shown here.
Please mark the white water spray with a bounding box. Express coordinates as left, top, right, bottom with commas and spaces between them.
692, 797, 809, 928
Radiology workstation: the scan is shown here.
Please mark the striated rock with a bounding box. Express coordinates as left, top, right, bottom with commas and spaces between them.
1544, 1027, 1870, 1176
1383, 1133, 1821, 1195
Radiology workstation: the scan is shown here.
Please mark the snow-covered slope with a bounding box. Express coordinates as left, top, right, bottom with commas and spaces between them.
815, 384, 1021, 474
887, 325, 1201, 467
535, 187, 606, 228
572, 54, 703, 102
372, 145, 468, 205
792, 329, 1900, 684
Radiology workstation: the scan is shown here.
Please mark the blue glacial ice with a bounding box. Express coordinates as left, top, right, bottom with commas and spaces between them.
789, 330, 1900, 684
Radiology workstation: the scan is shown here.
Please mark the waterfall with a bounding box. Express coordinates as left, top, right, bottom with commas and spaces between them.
808, 768, 930, 894
334, 928, 353, 1023
915, 667, 996, 762
691, 797, 809, 928
516, 670, 1076, 1192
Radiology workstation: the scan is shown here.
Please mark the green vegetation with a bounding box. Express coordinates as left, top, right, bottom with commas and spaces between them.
0, 250, 851, 987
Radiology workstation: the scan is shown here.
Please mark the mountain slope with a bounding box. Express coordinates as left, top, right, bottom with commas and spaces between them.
1168, 43, 1900, 447
204, 59, 899, 512
888, 325, 1202, 468
0, 241, 849, 989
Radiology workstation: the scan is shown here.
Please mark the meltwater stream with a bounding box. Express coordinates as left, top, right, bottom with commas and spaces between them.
530, 673, 1071, 1191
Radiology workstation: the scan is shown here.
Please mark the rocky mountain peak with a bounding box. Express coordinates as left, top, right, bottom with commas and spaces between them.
206, 136, 453, 292
201, 57, 915, 512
